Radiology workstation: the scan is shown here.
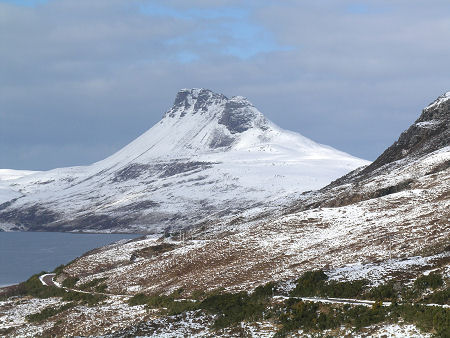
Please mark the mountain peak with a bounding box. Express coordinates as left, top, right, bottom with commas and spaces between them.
164, 88, 268, 134
361, 91, 449, 174
165, 88, 227, 118
424, 91, 450, 111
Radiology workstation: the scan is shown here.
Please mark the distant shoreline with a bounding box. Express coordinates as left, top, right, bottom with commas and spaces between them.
0, 232, 143, 289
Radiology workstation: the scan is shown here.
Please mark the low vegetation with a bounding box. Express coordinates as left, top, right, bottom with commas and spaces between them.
277, 300, 388, 336
420, 287, 449, 305
62, 290, 106, 306
15, 273, 66, 299
61, 276, 79, 288
414, 272, 444, 290
200, 282, 276, 329
128, 289, 198, 315
26, 303, 76, 323
395, 304, 449, 337
78, 277, 108, 292
126, 270, 448, 335
290, 270, 368, 298
3, 267, 448, 335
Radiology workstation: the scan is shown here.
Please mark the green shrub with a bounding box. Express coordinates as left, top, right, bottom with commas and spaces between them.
191, 289, 206, 300
421, 287, 450, 305
166, 300, 198, 315
62, 291, 105, 306
291, 270, 367, 298
366, 281, 397, 301
291, 270, 328, 296
78, 278, 107, 291
95, 283, 108, 293
277, 297, 389, 336
252, 282, 277, 298
26, 302, 76, 322
62, 276, 79, 288
128, 293, 198, 315
397, 304, 450, 337
169, 288, 184, 298
323, 280, 368, 298
278, 300, 321, 333
128, 293, 150, 306
414, 273, 444, 291
200, 287, 270, 329
20, 273, 66, 299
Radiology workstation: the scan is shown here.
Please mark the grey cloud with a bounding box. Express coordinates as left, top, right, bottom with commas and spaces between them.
0, 0, 449, 170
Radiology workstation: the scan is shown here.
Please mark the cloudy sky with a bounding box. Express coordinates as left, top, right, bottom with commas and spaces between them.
1, 0, 449, 170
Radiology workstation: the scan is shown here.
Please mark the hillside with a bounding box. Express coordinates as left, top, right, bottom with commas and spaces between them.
0, 92, 448, 337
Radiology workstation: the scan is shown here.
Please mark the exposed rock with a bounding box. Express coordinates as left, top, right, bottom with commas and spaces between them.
362, 93, 449, 175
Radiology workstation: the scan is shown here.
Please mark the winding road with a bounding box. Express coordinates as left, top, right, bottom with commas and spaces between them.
39, 273, 130, 299
39, 274, 448, 309
39, 273, 57, 287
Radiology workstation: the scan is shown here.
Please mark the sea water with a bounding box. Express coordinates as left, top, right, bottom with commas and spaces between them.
0, 232, 141, 286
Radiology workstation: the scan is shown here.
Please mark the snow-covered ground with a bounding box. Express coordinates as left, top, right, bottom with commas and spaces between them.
0, 296, 436, 337
328, 252, 450, 285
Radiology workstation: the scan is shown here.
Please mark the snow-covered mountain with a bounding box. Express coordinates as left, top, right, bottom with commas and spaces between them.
0, 88, 368, 233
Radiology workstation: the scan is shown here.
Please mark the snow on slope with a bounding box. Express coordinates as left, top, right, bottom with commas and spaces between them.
0, 170, 40, 205
0, 169, 39, 181
0, 89, 368, 233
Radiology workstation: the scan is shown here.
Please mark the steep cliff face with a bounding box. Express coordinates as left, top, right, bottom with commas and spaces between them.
0, 89, 367, 233
362, 92, 449, 174
287, 91, 450, 211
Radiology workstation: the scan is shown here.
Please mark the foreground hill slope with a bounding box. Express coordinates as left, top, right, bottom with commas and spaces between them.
0, 88, 367, 233
1, 92, 448, 337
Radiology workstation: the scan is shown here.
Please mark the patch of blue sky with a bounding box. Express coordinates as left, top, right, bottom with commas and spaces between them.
166, 27, 289, 60
345, 3, 389, 15
174, 51, 199, 64
224, 39, 293, 59
217, 21, 292, 59
139, 3, 247, 21
0, 0, 47, 6
166, 35, 220, 46
346, 3, 370, 14
143, 3, 290, 60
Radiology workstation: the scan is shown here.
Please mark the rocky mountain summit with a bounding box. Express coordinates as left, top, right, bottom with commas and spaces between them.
363, 91, 449, 174
0, 89, 367, 233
